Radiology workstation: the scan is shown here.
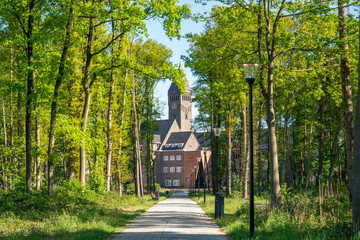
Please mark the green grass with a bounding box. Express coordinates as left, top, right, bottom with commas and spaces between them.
0, 182, 168, 240
190, 190, 355, 240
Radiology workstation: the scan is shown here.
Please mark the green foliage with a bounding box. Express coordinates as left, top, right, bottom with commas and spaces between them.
191, 191, 353, 240
0, 185, 166, 239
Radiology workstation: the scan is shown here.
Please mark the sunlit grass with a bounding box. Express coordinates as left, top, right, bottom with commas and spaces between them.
191, 190, 353, 240
0, 183, 168, 240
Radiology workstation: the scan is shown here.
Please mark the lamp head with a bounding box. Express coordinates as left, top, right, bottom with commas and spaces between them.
213, 128, 222, 137
239, 62, 262, 84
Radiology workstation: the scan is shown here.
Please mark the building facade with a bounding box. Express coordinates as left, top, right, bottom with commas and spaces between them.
153, 82, 211, 188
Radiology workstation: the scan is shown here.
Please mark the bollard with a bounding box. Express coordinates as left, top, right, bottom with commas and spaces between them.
155, 187, 160, 200
215, 192, 224, 219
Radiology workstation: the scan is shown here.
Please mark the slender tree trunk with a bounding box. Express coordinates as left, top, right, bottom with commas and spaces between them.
258, 102, 263, 196
106, 57, 115, 192
266, 61, 281, 207
9, 46, 14, 185
318, 95, 325, 188
243, 104, 249, 198
226, 107, 232, 195
35, 107, 41, 190
132, 73, 143, 197
117, 84, 127, 196
351, 8, 360, 231
25, 0, 35, 192
80, 17, 94, 185
329, 112, 341, 195
280, 106, 289, 186
47, 3, 73, 194
305, 97, 315, 192
63, 134, 67, 180
2, 97, 8, 190
338, 0, 354, 193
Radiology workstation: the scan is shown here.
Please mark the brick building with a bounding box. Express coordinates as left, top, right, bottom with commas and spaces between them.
153, 81, 211, 188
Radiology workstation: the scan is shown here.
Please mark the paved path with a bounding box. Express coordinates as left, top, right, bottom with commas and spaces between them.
111, 192, 228, 240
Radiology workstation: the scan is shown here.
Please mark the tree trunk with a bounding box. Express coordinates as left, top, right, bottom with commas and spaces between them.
117, 79, 127, 196
318, 95, 325, 188
226, 107, 232, 196
35, 107, 41, 190
305, 97, 315, 192
2, 97, 8, 190
106, 60, 115, 192
338, 0, 354, 193
79, 17, 94, 185
9, 46, 14, 185
329, 111, 341, 195
242, 104, 249, 198
351, 8, 360, 231
132, 73, 143, 198
25, 0, 35, 192
266, 61, 281, 207
47, 3, 73, 194
280, 105, 289, 186
258, 102, 263, 196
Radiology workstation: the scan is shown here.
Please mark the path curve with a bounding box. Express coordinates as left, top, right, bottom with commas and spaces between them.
110, 192, 228, 240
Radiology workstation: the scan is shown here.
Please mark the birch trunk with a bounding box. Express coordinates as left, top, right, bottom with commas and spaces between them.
2, 97, 7, 190
243, 104, 249, 198
35, 107, 41, 190
226, 108, 232, 196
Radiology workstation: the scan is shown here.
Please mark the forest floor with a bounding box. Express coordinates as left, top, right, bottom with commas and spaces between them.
0, 181, 169, 240
190, 189, 357, 240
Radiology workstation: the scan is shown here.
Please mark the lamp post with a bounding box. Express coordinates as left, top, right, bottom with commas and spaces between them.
213, 128, 222, 193
194, 166, 197, 197
191, 169, 194, 196
202, 147, 209, 203
240, 62, 262, 237
188, 174, 191, 195
197, 158, 201, 199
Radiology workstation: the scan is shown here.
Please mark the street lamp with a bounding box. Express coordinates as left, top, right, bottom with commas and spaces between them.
191, 169, 195, 196
194, 165, 197, 197
240, 62, 262, 237
197, 158, 201, 199
202, 147, 209, 203
213, 128, 222, 193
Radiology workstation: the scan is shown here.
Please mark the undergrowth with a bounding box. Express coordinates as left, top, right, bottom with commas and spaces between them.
0, 180, 164, 239
191, 189, 355, 240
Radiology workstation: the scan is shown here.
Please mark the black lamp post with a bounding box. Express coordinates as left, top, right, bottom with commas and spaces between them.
202, 147, 209, 203
240, 62, 261, 237
213, 128, 222, 192
197, 158, 201, 199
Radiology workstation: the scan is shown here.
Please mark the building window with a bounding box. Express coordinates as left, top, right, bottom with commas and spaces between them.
176, 167, 182, 173
189, 145, 192, 149
163, 156, 168, 161
186, 177, 190, 182
165, 180, 171, 186
170, 155, 175, 161
163, 167, 168, 173
173, 179, 180, 186
170, 167, 175, 173
176, 155, 181, 160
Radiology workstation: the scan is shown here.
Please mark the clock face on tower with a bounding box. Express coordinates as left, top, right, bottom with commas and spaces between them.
171, 102, 177, 109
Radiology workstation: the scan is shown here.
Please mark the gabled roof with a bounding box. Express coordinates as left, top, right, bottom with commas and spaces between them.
162, 131, 192, 150
154, 119, 177, 143
195, 132, 211, 150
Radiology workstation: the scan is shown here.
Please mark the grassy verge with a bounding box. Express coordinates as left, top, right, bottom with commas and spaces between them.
190, 191, 355, 240
0, 182, 169, 240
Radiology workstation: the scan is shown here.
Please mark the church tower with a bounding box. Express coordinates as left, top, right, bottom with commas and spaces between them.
168, 82, 192, 131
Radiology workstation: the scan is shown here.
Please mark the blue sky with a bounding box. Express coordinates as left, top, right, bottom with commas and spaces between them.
145, 1, 221, 120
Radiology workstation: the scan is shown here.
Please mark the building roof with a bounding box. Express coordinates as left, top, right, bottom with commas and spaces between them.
195, 132, 211, 150
154, 119, 177, 143
168, 81, 191, 95
162, 131, 192, 150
